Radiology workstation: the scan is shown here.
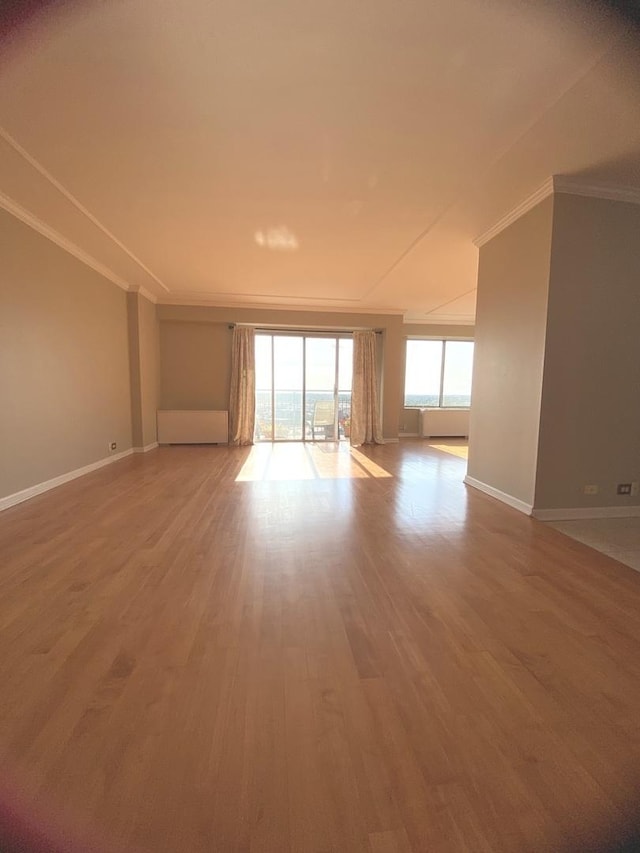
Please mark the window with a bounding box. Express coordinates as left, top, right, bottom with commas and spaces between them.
255, 332, 353, 441
404, 340, 474, 408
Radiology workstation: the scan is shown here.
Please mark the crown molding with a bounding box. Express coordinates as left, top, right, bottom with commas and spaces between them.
404, 313, 475, 326
158, 293, 406, 316
474, 177, 554, 247
0, 125, 171, 293
139, 286, 158, 303
474, 175, 640, 248
553, 175, 640, 205
129, 286, 158, 304
0, 190, 134, 292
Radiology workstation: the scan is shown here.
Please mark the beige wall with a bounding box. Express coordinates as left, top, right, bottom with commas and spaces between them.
467, 196, 554, 505
158, 305, 407, 439
535, 194, 640, 510
160, 318, 231, 412
128, 292, 160, 448
127, 293, 143, 447
0, 211, 132, 499
138, 293, 160, 447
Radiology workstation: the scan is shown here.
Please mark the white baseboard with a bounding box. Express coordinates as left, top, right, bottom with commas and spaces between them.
464, 475, 533, 515
0, 448, 134, 513
533, 505, 640, 521
133, 441, 159, 454
399, 433, 420, 438
383, 437, 399, 444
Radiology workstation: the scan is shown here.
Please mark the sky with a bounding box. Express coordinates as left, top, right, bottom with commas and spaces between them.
256, 334, 474, 398
255, 334, 353, 391
404, 340, 474, 397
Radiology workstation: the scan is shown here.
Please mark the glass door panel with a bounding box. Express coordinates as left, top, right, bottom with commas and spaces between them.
255, 334, 273, 441
337, 337, 353, 440
305, 337, 337, 441
254, 333, 353, 442
273, 336, 304, 440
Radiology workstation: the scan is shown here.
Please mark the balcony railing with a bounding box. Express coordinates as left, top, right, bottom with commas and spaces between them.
255, 390, 352, 441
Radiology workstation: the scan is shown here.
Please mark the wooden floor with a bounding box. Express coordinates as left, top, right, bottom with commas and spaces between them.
2, 440, 640, 852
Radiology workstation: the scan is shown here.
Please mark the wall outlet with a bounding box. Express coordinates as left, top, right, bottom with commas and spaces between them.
617, 483, 632, 496
583, 484, 599, 495
109, 441, 117, 453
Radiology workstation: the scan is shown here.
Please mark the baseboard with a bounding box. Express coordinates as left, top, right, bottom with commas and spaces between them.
383, 437, 399, 444
464, 475, 533, 515
423, 434, 469, 439
0, 448, 134, 513
133, 441, 159, 454
399, 433, 420, 438
533, 505, 640, 521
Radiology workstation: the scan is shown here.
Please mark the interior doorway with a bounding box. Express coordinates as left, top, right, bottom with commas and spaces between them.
254, 333, 353, 442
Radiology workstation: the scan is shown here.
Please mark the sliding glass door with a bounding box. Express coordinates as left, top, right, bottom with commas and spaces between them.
337, 338, 353, 439
255, 333, 352, 442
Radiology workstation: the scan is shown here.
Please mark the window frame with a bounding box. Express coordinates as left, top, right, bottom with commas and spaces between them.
404, 337, 474, 409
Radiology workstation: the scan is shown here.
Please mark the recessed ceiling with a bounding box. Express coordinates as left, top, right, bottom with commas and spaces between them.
1, 0, 639, 322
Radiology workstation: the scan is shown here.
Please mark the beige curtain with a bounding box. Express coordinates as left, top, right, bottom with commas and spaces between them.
350, 330, 383, 446
229, 327, 256, 446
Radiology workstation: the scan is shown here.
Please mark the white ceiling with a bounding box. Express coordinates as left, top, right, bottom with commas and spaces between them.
1, 0, 639, 322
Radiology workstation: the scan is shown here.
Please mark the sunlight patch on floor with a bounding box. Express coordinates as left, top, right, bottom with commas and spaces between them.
235, 442, 392, 482
428, 441, 469, 460
348, 446, 393, 478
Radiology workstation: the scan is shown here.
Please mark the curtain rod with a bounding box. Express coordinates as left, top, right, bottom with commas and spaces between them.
228, 324, 383, 334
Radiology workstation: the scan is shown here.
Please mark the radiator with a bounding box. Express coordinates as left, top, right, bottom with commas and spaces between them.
419, 408, 469, 438
157, 410, 229, 444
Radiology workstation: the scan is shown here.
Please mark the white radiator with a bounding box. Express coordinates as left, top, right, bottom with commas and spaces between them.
419, 408, 469, 438
157, 410, 229, 444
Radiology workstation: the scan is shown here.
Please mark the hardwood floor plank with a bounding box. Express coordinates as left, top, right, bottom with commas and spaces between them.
2, 441, 640, 851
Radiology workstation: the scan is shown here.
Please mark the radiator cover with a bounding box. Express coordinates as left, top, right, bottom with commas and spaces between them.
157, 410, 229, 444
419, 408, 469, 438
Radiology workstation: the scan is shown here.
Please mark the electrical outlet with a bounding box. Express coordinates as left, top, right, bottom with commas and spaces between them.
583, 484, 599, 495
109, 441, 117, 453
617, 483, 632, 496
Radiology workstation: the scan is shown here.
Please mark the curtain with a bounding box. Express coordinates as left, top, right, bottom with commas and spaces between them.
350, 330, 383, 446
229, 326, 256, 446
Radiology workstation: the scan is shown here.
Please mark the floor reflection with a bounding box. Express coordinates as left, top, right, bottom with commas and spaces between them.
235, 442, 393, 482
427, 439, 469, 460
